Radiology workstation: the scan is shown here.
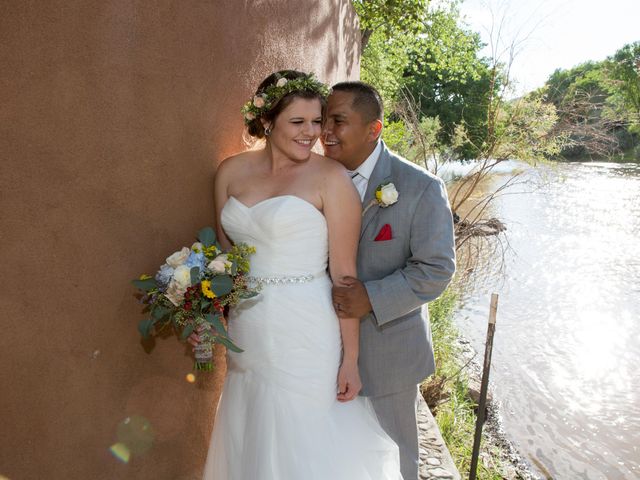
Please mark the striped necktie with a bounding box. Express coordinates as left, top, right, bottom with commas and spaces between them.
349, 171, 366, 200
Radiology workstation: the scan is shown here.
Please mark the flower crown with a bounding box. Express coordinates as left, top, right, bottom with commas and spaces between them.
241, 73, 331, 125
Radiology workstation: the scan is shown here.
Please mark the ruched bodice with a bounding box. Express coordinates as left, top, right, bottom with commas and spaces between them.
221, 195, 328, 277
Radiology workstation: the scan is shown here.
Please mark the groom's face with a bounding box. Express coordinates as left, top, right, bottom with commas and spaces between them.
322, 91, 377, 171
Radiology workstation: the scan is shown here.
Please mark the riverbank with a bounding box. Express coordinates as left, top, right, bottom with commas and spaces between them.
422, 289, 541, 480
555, 148, 639, 163
456, 337, 543, 480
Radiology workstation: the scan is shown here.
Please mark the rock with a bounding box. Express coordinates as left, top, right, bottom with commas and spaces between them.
467, 378, 493, 406
417, 395, 461, 479
428, 467, 454, 478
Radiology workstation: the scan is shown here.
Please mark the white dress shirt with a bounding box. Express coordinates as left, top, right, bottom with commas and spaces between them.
347, 141, 382, 201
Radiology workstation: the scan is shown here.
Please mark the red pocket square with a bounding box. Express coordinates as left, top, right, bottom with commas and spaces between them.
374, 224, 393, 241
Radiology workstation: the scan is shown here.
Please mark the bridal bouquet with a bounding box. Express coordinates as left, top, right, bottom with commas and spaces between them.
132, 227, 258, 371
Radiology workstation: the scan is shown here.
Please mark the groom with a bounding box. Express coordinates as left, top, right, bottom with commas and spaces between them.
323, 82, 455, 480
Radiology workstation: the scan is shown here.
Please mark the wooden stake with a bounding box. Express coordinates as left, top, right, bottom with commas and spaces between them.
469, 293, 499, 480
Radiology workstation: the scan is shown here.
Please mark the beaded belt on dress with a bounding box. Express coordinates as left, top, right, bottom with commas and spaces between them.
246, 271, 323, 285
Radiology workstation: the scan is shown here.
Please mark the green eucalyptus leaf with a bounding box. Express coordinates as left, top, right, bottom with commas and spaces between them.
151, 305, 170, 320
215, 335, 244, 353
180, 323, 195, 340
190, 267, 201, 285
210, 275, 233, 296
132, 278, 158, 291
201, 300, 211, 311
205, 313, 227, 337
137, 318, 155, 339
230, 260, 238, 276
198, 227, 216, 248
239, 291, 259, 299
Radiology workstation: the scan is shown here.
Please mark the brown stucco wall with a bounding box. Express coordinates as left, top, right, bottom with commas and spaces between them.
0, 2, 359, 479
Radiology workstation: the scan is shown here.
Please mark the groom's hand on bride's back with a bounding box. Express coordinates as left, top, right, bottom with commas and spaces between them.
332, 276, 372, 319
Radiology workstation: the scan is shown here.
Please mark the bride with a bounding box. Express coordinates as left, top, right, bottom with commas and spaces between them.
199, 70, 402, 479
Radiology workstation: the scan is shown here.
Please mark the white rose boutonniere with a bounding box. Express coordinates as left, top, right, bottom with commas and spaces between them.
376, 182, 399, 206
363, 182, 399, 216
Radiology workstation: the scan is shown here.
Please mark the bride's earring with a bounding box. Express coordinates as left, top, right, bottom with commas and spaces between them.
264, 126, 272, 137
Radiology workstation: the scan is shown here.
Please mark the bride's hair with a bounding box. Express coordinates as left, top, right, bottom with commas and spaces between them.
245, 70, 328, 139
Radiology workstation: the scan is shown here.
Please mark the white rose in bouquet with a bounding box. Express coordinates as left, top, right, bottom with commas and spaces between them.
172, 265, 192, 289
164, 281, 185, 306
207, 254, 232, 274
166, 247, 190, 268
164, 265, 192, 306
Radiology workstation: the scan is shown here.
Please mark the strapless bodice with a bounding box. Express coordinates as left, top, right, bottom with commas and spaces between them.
206, 195, 402, 480
221, 195, 328, 277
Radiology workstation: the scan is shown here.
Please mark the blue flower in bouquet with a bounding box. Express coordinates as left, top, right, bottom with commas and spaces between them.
185, 250, 206, 271
155, 264, 175, 290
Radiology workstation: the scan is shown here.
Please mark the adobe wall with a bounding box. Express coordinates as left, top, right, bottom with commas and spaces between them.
0, 1, 359, 478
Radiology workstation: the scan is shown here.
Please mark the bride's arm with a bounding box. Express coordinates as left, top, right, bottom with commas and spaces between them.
213, 158, 234, 251
323, 163, 363, 402
188, 158, 234, 348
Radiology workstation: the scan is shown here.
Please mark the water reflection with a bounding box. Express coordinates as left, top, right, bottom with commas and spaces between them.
457, 161, 640, 479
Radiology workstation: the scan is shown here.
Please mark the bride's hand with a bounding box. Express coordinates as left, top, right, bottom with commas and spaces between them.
187, 332, 200, 348
337, 360, 362, 402
186, 325, 205, 348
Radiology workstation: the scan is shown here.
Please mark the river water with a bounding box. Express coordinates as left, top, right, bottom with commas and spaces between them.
454, 161, 640, 479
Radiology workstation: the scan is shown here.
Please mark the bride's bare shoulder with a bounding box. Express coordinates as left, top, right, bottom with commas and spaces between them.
310, 152, 348, 176
308, 153, 356, 203
216, 150, 261, 178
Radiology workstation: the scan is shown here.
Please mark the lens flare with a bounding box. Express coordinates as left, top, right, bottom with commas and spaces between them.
116, 415, 155, 456
185, 373, 196, 383
109, 442, 131, 463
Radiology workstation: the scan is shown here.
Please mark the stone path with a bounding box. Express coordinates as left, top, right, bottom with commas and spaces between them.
417, 395, 461, 480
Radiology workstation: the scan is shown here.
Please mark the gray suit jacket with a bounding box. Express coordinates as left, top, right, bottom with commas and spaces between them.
357, 142, 456, 397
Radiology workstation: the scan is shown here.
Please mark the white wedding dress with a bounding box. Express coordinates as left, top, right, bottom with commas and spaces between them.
203, 195, 402, 480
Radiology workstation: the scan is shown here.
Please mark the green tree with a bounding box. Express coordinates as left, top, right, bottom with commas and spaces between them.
360, 28, 412, 103
401, 4, 498, 158
604, 42, 640, 135
352, 0, 428, 51
542, 43, 640, 160
543, 62, 616, 158
358, 0, 497, 158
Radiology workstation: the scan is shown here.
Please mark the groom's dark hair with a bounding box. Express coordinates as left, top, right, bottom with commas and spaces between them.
331, 81, 384, 123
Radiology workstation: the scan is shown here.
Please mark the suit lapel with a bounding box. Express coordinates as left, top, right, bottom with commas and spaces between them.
360, 143, 392, 240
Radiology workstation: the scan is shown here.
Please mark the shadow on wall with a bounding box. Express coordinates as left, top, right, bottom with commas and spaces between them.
307, 0, 361, 82
229, 0, 361, 94
0, 1, 360, 479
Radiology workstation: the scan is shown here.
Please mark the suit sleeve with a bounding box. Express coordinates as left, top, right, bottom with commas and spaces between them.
364, 177, 456, 327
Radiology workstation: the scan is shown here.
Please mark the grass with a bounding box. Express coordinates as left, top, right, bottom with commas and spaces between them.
423, 287, 507, 480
